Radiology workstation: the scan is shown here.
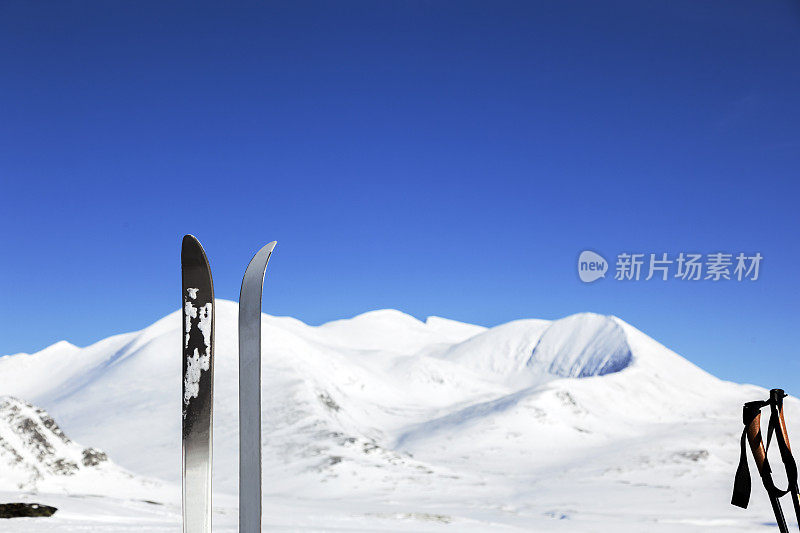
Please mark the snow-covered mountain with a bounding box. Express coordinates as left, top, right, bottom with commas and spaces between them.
0, 302, 792, 531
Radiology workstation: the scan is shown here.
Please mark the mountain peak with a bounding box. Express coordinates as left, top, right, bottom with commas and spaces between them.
329, 308, 422, 326
32, 340, 80, 358
527, 312, 633, 378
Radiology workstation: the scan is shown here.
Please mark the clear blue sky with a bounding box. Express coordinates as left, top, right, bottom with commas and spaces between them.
2, 1, 799, 394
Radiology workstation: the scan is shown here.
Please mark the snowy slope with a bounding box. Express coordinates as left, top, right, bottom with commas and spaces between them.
0, 303, 793, 532
0, 396, 166, 501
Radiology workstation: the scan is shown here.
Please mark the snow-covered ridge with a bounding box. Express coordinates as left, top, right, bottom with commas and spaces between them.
0, 303, 721, 487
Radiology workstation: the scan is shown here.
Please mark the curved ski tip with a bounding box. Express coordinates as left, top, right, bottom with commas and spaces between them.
181, 234, 209, 263
182, 234, 201, 248
243, 240, 276, 270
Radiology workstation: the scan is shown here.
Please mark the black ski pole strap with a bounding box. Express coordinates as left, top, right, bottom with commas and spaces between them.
733, 401, 768, 508
732, 424, 753, 508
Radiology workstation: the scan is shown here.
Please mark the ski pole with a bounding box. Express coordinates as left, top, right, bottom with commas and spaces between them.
769, 389, 800, 531
744, 401, 790, 533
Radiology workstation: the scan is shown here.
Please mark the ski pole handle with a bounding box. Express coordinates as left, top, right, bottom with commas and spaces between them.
744, 403, 768, 476
771, 389, 792, 452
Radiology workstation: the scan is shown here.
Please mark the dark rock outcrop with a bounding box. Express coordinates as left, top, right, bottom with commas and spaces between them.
0, 502, 57, 518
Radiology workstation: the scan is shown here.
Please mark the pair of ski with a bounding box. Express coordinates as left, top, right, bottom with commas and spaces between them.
732, 388, 800, 532
181, 235, 276, 532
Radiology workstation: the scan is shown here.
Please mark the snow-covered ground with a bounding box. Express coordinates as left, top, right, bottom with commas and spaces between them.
0, 301, 795, 531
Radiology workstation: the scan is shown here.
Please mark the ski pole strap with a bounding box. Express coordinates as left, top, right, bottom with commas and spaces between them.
732, 400, 768, 508
732, 425, 752, 508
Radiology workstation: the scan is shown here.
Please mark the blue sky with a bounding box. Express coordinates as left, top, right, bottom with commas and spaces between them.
2, 1, 799, 394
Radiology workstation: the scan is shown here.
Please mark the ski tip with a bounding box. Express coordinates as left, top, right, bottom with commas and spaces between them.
247, 241, 277, 262
244, 241, 276, 268
242, 241, 276, 274
182, 234, 201, 249
181, 234, 210, 265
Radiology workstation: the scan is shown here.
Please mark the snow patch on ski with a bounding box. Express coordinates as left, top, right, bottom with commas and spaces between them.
183, 288, 212, 406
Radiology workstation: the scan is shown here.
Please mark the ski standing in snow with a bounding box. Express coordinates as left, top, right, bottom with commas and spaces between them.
239, 242, 277, 533
181, 235, 216, 533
